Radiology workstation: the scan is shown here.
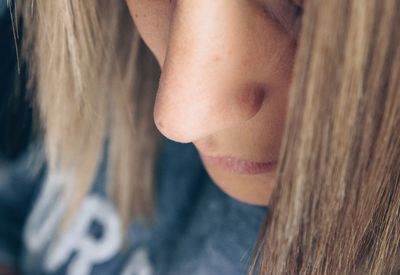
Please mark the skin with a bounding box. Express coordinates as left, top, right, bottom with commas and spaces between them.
127, 0, 301, 205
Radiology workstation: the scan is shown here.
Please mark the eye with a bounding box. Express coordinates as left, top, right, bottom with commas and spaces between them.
263, 0, 303, 34
290, 0, 303, 17
291, 0, 304, 7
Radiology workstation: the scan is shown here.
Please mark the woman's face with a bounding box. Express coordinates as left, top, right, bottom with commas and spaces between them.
127, 0, 300, 205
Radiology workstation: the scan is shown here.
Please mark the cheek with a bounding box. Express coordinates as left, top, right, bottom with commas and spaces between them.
126, 0, 172, 64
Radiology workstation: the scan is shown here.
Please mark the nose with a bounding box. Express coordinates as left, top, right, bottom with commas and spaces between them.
154, 0, 267, 143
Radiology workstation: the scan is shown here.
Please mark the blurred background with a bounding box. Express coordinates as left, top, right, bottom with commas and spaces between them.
0, 0, 37, 163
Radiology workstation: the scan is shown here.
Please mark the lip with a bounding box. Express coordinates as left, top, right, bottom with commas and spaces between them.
200, 154, 277, 175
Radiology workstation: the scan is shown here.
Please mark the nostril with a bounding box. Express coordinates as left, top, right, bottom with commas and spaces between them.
153, 80, 268, 143
236, 84, 267, 121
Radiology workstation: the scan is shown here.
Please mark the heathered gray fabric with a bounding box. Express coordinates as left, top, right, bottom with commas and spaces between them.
0, 135, 267, 275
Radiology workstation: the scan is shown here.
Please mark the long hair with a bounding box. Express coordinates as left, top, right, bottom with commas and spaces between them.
251, 0, 400, 274
18, 0, 400, 273
18, 0, 161, 225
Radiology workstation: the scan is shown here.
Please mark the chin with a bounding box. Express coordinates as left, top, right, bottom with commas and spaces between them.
201, 161, 276, 206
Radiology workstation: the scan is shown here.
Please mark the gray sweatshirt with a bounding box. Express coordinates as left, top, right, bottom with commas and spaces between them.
0, 137, 267, 275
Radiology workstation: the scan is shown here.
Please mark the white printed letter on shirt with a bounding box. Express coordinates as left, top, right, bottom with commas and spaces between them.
45, 195, 122, 275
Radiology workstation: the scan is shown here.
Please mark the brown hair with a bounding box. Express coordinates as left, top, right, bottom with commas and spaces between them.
251, 0, 400, 273
18, 0, 400, 273
19, 0, 161, 225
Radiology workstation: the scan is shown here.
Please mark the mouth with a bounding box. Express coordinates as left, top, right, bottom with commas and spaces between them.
199, 154, 277, 175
